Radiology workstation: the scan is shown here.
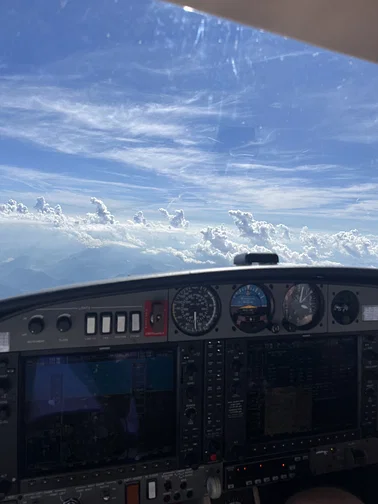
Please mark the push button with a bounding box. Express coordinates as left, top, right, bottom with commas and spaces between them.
147, 480, 157, 500
85, 314, 97, 335
101, 314, 112, 334
131, 312, 141, 333
116, 313, 127, 333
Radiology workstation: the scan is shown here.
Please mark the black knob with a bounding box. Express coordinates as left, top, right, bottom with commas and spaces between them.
185, 407, 197, 420
0, 378, 10, 396
270, 323, 280, 334
63, 499, 80, 504
163, 496, 170, 503
0, 359, 8, 370
28, 316, 44, 334
232, 359, 242, 372
57, 314, 72, 333
164, 480, 172, 492
186, 386, 197, 400
0, 479, 11, 500
0, 406, 10, 421
173, 493, 180, 501
186, 363, 197, 375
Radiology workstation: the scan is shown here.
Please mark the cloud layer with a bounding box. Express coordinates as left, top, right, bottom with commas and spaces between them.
2, 192, 378, 299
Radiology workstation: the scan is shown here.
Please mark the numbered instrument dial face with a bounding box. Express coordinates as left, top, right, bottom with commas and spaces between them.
172, 285, 220, 336
283, 283, 322, 329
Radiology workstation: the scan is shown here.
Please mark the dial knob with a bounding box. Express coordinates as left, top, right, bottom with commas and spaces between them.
164, 480, 172, 491
63, 499, 80, 504
185, 407, 197, 420
186, 363, 197, 376
28, 316, 44, 334
186, 385, 197, 400
270, 323, 280, 334
57, 314, 72, 333
0, 406, 10, 421
0, 378, 10, 395
206, 476, 222, 500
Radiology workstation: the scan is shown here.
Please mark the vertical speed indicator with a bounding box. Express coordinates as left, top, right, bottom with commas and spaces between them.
172, 285, 221, 336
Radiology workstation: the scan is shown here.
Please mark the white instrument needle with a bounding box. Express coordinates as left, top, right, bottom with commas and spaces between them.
194, 311, 197, 330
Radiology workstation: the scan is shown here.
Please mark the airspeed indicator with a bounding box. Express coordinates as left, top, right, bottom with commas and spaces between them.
172, 285, 220, 336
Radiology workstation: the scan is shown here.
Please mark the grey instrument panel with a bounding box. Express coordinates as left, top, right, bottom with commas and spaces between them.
1, 268, 378, 352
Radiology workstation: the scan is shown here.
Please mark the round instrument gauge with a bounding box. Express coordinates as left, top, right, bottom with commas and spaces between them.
230, 284, 271, 333
172, 285, 220, 336
331, 290, 359, 325
282, 283, 322, 330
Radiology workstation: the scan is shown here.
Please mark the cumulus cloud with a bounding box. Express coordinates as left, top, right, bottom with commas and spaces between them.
159, 208, 189, 228
87, 197, 115, 224
229, 210, 291, 248
0, 199, 28, 214
133, 210, 147, 225
3, 194, 378, 299
35, 196, 62, 216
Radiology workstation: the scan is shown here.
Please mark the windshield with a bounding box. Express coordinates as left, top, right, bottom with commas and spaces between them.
1, 0, 377, 299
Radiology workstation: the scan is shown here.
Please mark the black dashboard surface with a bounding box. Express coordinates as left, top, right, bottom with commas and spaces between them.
1, 266, 378, 353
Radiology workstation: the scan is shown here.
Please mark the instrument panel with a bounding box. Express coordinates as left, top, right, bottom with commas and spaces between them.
1, 266, 378, 504
1, 268, 378, 353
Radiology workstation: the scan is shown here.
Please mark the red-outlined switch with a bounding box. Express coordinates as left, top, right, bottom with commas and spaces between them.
144, 301, 168, 337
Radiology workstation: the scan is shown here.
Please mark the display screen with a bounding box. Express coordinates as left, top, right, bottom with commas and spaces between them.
362, 305, 378, 321
246, 336, 357, 446
23, 348, 176, 477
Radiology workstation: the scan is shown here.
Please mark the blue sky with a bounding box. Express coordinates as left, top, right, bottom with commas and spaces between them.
1, 0, 378, 296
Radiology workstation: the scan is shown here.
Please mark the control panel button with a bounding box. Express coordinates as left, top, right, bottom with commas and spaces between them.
147, 480, 157, 500
116, 312, 127, 333
131, 312, 141, 333
56, 314, 72, 333
85, 314, 97, 335
125, 483, 139, 504
164, 481, 172, 492
101, 314, 112, 334
28, 316, 44, 335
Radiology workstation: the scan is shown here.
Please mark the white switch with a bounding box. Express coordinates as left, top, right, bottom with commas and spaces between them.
131, 312, 141, 333
86, 315, 97, 335
147, 480, 157, 500
101, 314, 112, 334
116, 313, 127, 333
